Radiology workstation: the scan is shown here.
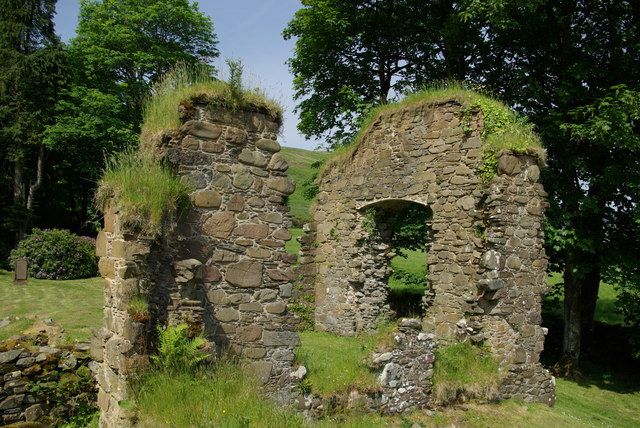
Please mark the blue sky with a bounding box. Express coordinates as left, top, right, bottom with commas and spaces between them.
53, 0, 319, 150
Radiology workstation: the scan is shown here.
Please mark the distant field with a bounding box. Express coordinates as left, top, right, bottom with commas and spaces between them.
0, 270, 103, 342
546, 271, 624, 325
280, 147, 330, 224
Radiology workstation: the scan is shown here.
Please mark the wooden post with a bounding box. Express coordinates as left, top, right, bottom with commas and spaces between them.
14, 258, 28, 285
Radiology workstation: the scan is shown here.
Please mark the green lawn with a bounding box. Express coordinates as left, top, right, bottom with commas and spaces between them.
0, 270, 103, 342
388, 249, 427, 295
280, 147, 330, 224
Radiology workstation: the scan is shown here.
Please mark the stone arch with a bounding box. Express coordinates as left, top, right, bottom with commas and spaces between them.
311, 99, 555, 404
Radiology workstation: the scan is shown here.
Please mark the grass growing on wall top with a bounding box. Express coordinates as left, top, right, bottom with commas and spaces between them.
95, 150, 190, 236
432, 341, 501, 405
320, 83, 545, 179
140, 63, 283, 146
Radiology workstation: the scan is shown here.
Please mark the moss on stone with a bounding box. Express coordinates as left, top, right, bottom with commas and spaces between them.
320, 84, 545, 179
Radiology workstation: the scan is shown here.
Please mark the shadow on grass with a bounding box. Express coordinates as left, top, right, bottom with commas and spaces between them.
541, 308, 640, 395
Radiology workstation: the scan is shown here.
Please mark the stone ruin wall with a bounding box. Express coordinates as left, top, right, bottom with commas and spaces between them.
1, 329, 95, 426
93, 98, 555, 427
312, 101, 555, 405
94, 102, 300, 427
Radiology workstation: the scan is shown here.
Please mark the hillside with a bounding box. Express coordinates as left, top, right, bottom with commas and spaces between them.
280, 147, 330, 224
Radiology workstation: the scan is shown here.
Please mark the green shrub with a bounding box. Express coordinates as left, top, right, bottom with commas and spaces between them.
95, 150, 190, 236
152, 324, 208, 372
9, 229, 98, 280
433, 342, 501, 405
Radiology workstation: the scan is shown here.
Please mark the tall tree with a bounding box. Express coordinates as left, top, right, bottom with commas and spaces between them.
0, 0, 67, 244
286, 0, 640, 371
70, 0, 219, 127
284, 0, 483, 148
466, 0, 640, 373
38, 85, 138, 233
35, 0, 219, 234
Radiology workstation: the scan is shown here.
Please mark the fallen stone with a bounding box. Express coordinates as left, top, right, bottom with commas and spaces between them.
399, 318, 422, 330
290, 365, 307, 380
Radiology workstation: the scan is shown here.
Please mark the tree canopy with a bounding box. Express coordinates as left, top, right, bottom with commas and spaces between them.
284, 0, 483, 148
0, 0, 220, 262
70, 0, 219, 126
0, 0, 67, 245
286, 0, 640, 370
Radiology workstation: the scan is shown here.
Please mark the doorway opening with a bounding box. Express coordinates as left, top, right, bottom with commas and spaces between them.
359, 199, 432, 319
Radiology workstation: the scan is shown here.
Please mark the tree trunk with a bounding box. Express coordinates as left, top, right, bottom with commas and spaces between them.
580, 262, 600, 356
13, 161, 26, 243
12, 145, 44, 244
556, 256, 581, 377
26, 144, 44, 210
557, 250, 600, 377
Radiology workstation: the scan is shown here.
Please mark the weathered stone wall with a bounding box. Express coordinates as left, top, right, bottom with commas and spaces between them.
314, 101, 484, 336
0, 328, 96, 426
95, 102, 301, 426
477, 153, 555, 404
289, 222, 319, 330
299, 318, 435, 417
94, 207, 152, 428
313, 100, 554, 404
371, 319, 435, 413
165, 103, 300, 396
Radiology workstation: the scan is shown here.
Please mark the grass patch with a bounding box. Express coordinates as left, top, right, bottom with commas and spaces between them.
280, 147, 330, 224
433, 342, 501, 405
388, 248, 427, 296
320, 83, 545, 180
446, 372, 640, 428
127, 294, 150, 323
141, 64, 283, 146
134, 365, 640, 428
95, 150, 191, 236
0, 317, 34, 342
286, 227, 304, 255
296, 325, 396, 396
134, 361, 304, 428
0, 270, 102, 342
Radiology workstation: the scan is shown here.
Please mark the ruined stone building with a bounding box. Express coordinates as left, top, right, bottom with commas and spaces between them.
94, 92, 555, 427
